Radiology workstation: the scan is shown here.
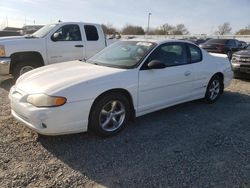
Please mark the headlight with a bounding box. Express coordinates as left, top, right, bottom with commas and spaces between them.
0, 45, 6, 57
27, 94, 67, 107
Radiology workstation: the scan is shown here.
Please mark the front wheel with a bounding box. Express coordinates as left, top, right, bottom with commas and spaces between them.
204, 75, 223, 103
12, 62, 40, 80
89, 93, 130, 137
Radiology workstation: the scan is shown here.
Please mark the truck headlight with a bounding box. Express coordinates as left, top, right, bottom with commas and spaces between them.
27, 94, 67, 107
0, 45, 6, 57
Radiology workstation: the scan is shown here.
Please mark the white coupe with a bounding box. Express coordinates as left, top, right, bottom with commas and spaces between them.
9, 40, 233, 137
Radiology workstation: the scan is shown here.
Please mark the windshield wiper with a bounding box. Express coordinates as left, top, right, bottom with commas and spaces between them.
86, 60, 99, 65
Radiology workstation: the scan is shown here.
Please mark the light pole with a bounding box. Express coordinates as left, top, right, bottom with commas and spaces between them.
147, 13, 152, 35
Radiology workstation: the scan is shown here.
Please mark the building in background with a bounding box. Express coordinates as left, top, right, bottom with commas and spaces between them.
0, 25, 44, 37
0, 27, 21, 37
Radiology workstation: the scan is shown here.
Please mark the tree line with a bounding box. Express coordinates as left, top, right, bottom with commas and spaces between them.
102, 22, 250, 35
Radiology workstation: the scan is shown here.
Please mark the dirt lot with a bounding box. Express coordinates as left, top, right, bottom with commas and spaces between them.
0, 76, 250, 188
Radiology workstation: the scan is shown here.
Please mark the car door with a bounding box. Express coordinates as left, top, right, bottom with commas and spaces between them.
46, 24, 85, 64
186, 43, 208, 97
138, 42, 194, 114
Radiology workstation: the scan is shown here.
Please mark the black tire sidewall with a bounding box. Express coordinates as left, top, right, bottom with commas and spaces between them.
89, 93, 130, 137
205, 75, 223, 104
12, 62, 39, 80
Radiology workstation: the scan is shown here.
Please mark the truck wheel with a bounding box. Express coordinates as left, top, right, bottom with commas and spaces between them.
89, 93, 130, 137
12, 62, 40, 80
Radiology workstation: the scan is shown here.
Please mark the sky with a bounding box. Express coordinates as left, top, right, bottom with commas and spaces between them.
0, 0, 249, 34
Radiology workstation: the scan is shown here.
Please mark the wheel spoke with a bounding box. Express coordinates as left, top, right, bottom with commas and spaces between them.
101, 116, 112, 129
214, 88, 220, 94
210, 91, 214, 99
101, 109, 108, 115
214, 82, 219, 89
113, 109, 125, 116
111, 101, 117, 112
112, 117, 119, 127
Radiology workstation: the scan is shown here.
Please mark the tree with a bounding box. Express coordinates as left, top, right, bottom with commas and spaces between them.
160, 23, 175, 35
172, 24, 189, 35
235, 25, 250, 35
101, 24, 117, 35
121, 25, 145, 35
215, 22, 232, 35
235, 29, 250, 35
150, 23, 189, 35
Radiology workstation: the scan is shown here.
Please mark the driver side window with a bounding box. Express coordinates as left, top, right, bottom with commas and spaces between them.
146, 43, 188, 67
52, 24, 82, 41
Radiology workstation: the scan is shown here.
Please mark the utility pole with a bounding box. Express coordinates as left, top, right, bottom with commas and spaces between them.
6, 16, 8, 27
147, 12, 152, 35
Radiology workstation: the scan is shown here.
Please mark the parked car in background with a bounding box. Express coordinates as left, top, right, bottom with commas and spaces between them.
188, 38, 211, 45
0, 22, 109, 79
9, 39, 233, 137
239, 41, 248, 49
199, 39, 243, 60
231, 44, 250, 76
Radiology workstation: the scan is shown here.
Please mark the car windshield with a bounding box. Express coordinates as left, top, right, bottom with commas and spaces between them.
87, 41, 156, 69
32, 24, 57, 38
246, 45, 250, 50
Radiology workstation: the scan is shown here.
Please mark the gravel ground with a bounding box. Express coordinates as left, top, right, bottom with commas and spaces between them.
1, 76, 250, 188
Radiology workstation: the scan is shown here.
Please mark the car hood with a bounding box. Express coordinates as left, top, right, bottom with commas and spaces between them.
16, 61, 127, 94
234, 50, 250, 56
0, 36, 37, 42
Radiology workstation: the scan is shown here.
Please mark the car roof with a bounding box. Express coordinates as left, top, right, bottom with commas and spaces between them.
122, 38, 198, 46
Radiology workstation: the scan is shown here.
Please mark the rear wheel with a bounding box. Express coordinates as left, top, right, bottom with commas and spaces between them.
204, 75, 223, 103
89, 93, 130, 137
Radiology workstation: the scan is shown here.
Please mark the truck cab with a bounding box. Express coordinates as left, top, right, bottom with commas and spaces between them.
0, 22, 107, 79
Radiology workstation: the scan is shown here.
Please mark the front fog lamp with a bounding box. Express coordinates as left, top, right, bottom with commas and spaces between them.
27, 94, 67, 107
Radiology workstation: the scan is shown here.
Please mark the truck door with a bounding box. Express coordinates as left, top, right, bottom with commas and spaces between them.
83, 24, 106, 59
46, 24, 85, 64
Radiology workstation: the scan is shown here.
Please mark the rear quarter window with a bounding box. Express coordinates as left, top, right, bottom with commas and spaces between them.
188, 44, 202, 63
84, 25, 99, 41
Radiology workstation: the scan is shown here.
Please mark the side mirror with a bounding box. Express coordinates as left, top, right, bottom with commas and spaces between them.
51, 33, 62, 41
147, 60, 166, 69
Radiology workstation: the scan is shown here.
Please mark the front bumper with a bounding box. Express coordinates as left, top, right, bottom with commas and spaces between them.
231, 63, 250, 74
0, 57, 11, 75
9, 86, 93, 135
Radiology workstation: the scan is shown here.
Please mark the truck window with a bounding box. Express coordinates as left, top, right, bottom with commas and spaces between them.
52, 24, 82, 41
84, 25, 99, 41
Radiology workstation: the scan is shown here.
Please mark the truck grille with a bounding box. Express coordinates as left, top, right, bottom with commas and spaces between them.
232, 56, 250, 64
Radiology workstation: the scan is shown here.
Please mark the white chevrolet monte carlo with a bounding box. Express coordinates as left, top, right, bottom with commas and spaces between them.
9, 39, 233, 137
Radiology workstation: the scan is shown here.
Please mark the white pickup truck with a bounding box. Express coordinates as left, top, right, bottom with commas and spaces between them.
0, 22, 108, 79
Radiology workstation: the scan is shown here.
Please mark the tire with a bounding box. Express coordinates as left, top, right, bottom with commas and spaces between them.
204, 75, 223, 104
12, 61, 40, 80
89, 93, 130, 137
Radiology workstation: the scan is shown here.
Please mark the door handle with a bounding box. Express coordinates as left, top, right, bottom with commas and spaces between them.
184, 71, 191, 76
75, 45, 84, 48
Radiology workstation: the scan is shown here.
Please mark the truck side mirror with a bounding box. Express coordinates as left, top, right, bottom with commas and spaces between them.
51, 33, 62, 41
